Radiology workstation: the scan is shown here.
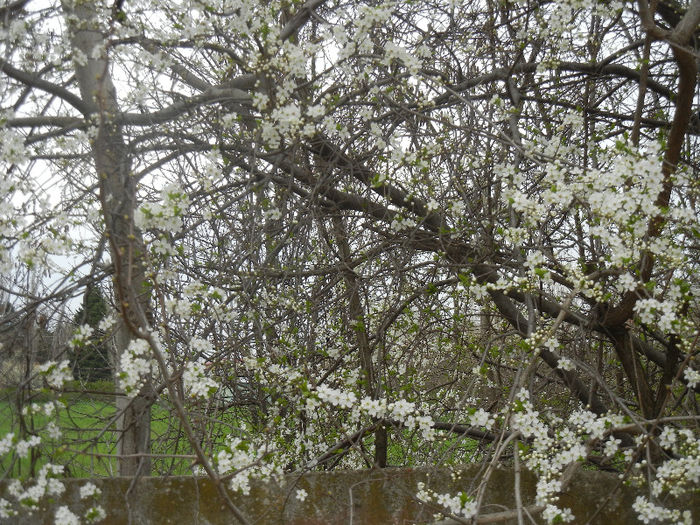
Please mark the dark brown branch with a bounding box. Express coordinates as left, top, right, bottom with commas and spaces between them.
279, 0, 328, 42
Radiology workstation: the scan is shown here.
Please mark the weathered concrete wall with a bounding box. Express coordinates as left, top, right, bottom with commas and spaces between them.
2, 466, 697, 524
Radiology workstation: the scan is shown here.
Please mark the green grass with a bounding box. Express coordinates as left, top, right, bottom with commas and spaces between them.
0, 396, 196, 478
1, 397, 116, 478
1, 393, 480, 478
385, 428, 481, 467
0, 392, 252, 478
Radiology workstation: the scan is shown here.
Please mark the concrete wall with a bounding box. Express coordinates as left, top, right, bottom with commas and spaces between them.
2, 466, 697, 524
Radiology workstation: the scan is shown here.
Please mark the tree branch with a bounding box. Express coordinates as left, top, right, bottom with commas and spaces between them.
0, 58, 89, 114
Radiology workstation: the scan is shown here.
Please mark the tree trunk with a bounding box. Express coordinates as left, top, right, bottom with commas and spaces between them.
113, 322, 152, 476
63, 0, 153, 476
331, 216, 387, 468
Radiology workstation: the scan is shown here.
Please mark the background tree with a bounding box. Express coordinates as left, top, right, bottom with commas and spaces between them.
71, 286, 111, 383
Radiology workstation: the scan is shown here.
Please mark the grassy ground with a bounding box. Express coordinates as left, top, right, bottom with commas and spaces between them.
386, 428, 480, 467
1, 394, 480, 478
0, 396, 183, 478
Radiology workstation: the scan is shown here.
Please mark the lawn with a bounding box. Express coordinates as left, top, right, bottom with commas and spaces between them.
1, 392, 481, 478
0, 395, 188, 478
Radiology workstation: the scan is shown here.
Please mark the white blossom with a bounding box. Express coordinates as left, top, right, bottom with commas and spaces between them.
37, 360, 72, 389
683, 368, 700, 389
468, 408, 494, 429
183, 362, 219, 400
55, 506, 80, 525
556, 357, 575, 371
119, 339, 155, 397
79, 482, 101, 499
0, 433, 14, 455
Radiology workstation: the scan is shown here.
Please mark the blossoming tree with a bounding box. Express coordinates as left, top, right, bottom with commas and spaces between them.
1, 0, 699, 523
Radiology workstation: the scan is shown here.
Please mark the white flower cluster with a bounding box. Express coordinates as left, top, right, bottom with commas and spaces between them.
647, 427, 699, 501
316, 384, 357, 409
271, 103, 302, 139
528, 0, 623, 60
220, 0, 268, 39
356, 2, 396, 37
359, 397, 386, 418
277, 41, 308, 78
0, 126, 28, 165
0, 433, 14, 455
5, 463, 64, 513
511, 396, 632, 525
683, 367, 700, 389
383, 41, 421, 75
556, 357, 575, 372
45, 421, 62, 440
264, 207, 282, 221
523, 250, 546, 271
216, 437, 282, 496
53, 494, 106, 525
0, 174, 19, 273
135, 184, 189, 233
14, 403, 61, 441
80, 482, 106, 523
450, 200, 465, 217
415, 482, 477, 520
404, 413, 435, 441
615, 272, 638, 293
15, 435, 41, 458
119, 339, 155, 397
165, 297, 194, 319
190, 337, 214, 354
390, 216, 417, 232
0, 18, 27, 43
542, 504, 574, 523
500, 139, 688, 281
22, 401, 56, 417
633, 298, 678, 333
313, 385, 435, 440
182, 361, 219, 400
149, 238, 176, 258
467, 408, 494, 429
79, 482, 100, 499
503, 185, 546, 226
54, 506, 79, 525
460, 271, 525, 303
70, 324, 94, 348
508, 390, 626, 523
633, 496, 692, 525
36, 359, 72, 389
524, 330, 560, 356
0, 498, 14, 519
97, 315, 116, 331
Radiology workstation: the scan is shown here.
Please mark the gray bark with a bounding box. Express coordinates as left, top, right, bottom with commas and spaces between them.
62, 0, 152, 476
